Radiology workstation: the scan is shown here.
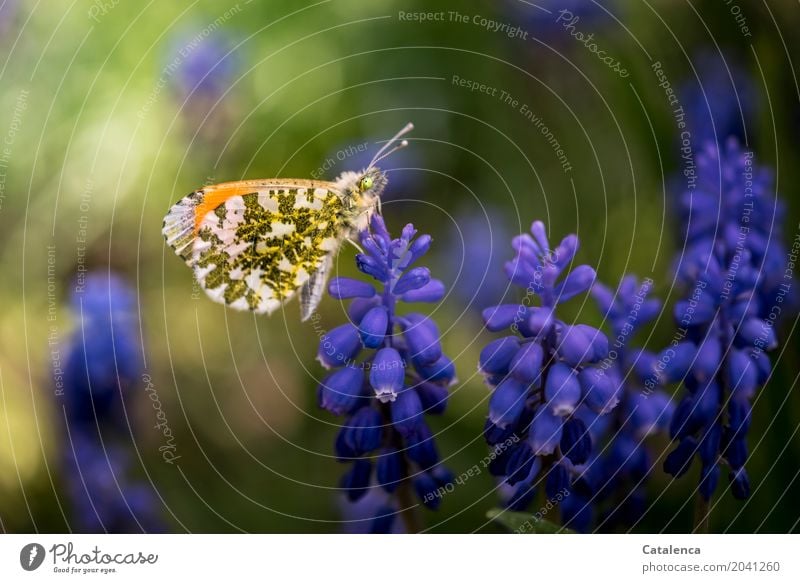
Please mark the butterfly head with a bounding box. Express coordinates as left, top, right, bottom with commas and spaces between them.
335, 122, 414, 222
355, 166, 388, 200
362, 121, 414, 186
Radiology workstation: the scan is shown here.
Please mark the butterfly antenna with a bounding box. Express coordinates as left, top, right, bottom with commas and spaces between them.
371, 140, 409, 166
368, 122, 414, 169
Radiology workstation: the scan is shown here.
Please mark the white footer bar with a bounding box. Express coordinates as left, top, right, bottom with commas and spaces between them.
1, 534, 797, 582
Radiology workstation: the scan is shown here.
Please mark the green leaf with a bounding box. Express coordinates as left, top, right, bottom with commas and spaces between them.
486, 508, 575, 534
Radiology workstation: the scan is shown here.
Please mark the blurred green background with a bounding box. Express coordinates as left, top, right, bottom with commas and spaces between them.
0, 0, 798, 533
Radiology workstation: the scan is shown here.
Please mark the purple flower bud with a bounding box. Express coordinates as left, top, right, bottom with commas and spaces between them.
400, 222, 416, 242
539, 263, 561, 302
401, 279, 445, 303
504, 258, 537, 289
591, 282, 615, 316
415, 382, 448, 415
318, 366, 364, 415
358, 306, 389, 349
574, 324, 609, 361
554, 265, 596, 302
393, 267, 431, 295
361, 232, 387, 261
328, 277, 376, 299
507, 481, 538, 512
555, 325, 595, 367
406, 423, 439, 470
348, 297, 380, 323
343, 407, 383, 456
545, 465, 570, 502
401, 314, 442, 365
484, 418, 515, 446
399, 234, 432, 270
414, 354, 456, 385
509, 342, 543, 384
628, 391, 674, 437
670, 396, 697, 439
738, 317, 777, 350
578, 367, 620, 414
752, 350, 772, 384
340, 458, 372, 501
674, 295, 716, 326
694, 380, 721, 425
506, 443, 540, 486
545, 362, 582, 416
369, 348, 405, 403
671, 382, 719, 440
530, 221, 551, 253
413, 472, 441, 509
659, 341, 696, 383
431, 465, 454, 488
664, 436, 697, 478
560, 417, 591, 464
488, 377, 529, 429
528, 407, 563, 455
356, 253, 389, 281
553, 233, 578, 269
526, 306, 555, 337
698, 424, 722, 465
639, 298, 662, 324
391, 387, 424, 437
317, 324, 361, 369
692, 337, 722, 381
727, 348, 758, 399
727, 398, 751, 437
376, 447, 403, 493
478, 336, 520, 376
335, 427, 356, 459
482, 304, 525, 331
630, 348, 659, 384
723, 434, 748, 469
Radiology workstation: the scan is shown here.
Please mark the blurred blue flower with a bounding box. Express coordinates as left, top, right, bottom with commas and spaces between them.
442, 208, 512, 312
167, 26, 239, 106
681, 52, 756, 148
318, 215, 453, 531
61, 272, 161, 532
64, 436, 162, 533
583, 276, 674, 530
339, 487, 405, 534
663, 141, 795, 502
63, 273, 141, 427
480, 220, 618, 529
0, 0, 19, 37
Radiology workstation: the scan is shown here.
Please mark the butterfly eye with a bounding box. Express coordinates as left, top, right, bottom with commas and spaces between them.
360, 176, 374, 191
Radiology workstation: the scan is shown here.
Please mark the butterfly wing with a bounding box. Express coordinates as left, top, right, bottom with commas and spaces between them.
299, 252, 334, 321
163, 180, 345, 316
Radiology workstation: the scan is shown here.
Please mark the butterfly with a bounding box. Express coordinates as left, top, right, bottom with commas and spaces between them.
162, 123, 413, 321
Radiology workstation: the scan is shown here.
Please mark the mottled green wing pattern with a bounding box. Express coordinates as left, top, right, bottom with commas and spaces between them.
192, 187, 346, 315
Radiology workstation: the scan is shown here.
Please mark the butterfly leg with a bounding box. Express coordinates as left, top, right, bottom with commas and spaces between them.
344, 237, 365, 254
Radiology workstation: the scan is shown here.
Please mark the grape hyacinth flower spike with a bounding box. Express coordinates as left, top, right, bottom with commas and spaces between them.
587, 276, 674, 530
480, 220, 616, 531
61, 272, 161, 532
316, 215, 454, 533
661, 140, 795, 526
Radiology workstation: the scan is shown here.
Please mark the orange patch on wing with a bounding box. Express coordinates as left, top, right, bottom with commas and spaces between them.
194, 184, 256, 232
